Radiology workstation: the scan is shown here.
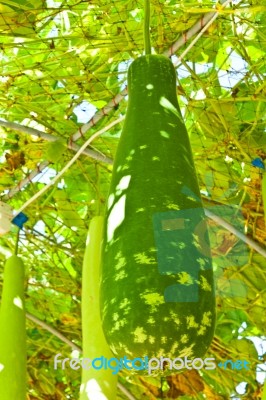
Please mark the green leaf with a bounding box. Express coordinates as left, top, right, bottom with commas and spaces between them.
216, 43, 231, 71
53, 190, 85, 229
44, 139, 66, 163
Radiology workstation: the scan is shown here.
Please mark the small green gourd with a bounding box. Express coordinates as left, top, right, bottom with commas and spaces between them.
0, 255, 26, 399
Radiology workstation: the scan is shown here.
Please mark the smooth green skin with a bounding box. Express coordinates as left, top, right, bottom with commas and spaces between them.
80, 216, 117, 400
262, 173, 266, 226
0, 255, 26, 400
262, 378, 266, 400
100, 55, 216, 369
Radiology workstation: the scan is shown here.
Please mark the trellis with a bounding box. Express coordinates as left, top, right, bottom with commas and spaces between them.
0, 0, 265, 399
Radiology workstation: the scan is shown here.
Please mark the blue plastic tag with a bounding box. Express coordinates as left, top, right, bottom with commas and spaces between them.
12, 212, 29, 229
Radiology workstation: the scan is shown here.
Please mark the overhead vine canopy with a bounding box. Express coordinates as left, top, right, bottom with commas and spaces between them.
0, 0, 265, 399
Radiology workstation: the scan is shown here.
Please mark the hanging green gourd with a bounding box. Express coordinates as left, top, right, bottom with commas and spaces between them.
0, 247, 27, 399
100, 0, 215, 367
80, 216, 117, 399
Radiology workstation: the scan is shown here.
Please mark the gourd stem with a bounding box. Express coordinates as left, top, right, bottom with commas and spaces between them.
144, 0, 151, 55
14, 229, 20, 255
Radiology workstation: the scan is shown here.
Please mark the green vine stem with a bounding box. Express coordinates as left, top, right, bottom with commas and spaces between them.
144, 0, 151, 55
